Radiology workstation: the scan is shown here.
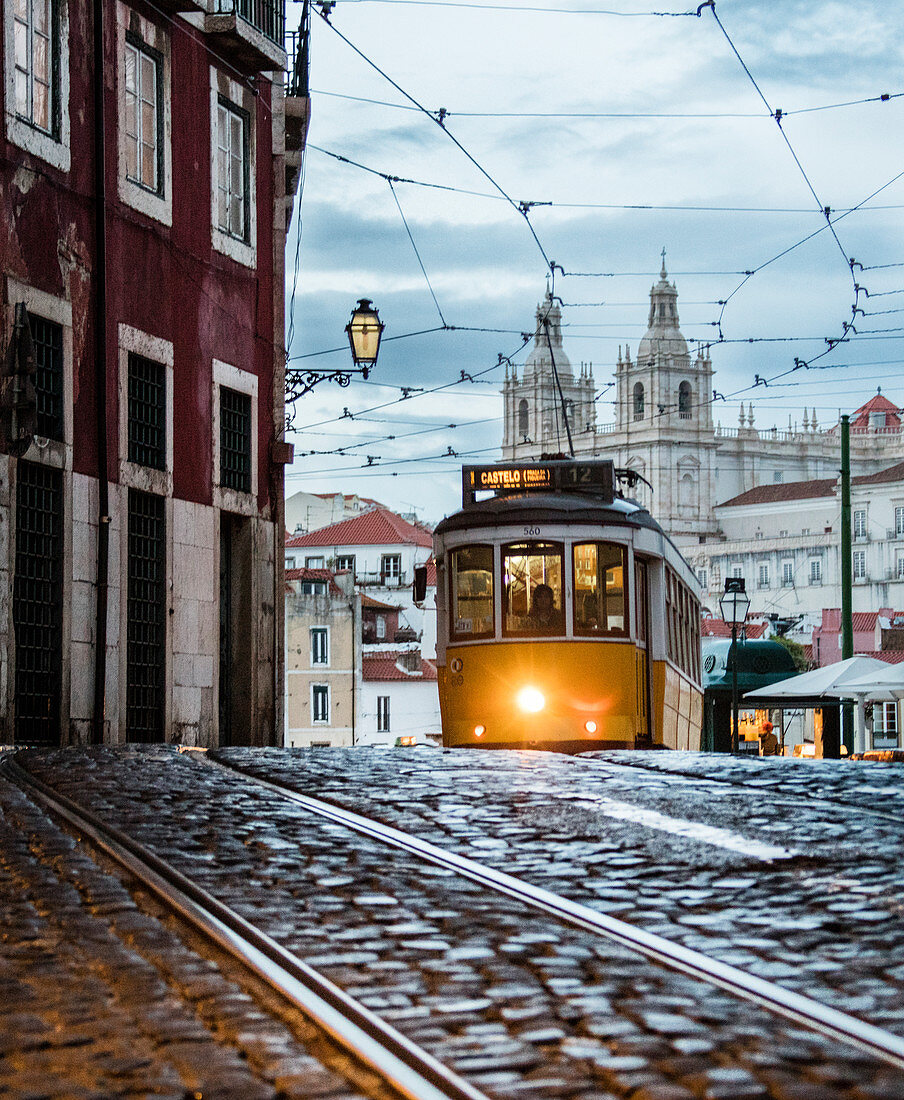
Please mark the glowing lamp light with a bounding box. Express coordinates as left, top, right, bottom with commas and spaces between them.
474, 725, 486, 737
584, 720, 598, 734
516, 687, 545, 713
346, 299, 384, 368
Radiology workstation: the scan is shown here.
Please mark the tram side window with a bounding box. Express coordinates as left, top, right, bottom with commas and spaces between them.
503, 542, 564, 637
665, 569, 701, 681
573, 542, 627, 636
450, 545, 495, 639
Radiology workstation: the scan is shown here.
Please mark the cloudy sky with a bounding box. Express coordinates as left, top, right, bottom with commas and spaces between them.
283, 0, 904, 525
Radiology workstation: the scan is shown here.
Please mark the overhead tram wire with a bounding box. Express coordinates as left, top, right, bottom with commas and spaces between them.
313, 5, 554, 275
388, 179, 446, 326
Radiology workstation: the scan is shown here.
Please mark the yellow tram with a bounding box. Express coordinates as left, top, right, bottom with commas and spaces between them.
433, 460, 703, 751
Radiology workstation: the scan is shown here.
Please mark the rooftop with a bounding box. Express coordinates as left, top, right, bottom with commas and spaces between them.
286, 507, 433, 550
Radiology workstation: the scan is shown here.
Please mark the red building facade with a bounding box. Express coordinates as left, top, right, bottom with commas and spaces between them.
1, 0, 307, 743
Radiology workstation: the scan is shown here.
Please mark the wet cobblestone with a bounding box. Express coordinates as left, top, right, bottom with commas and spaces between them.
0, 772, 370, 1099
12, 745, 904, 1099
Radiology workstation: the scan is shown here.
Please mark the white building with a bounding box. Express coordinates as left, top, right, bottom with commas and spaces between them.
285, 490, 382, 535
689, 460, 904, 629
502, 260, 904, 545
359, 650, 440, 746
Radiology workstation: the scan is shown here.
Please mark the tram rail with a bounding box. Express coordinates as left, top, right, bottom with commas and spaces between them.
208, 752, 904, 1073
1, 754, 489, 1100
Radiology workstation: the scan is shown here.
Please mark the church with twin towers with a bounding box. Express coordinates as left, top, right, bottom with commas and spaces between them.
501, 257, 904, 553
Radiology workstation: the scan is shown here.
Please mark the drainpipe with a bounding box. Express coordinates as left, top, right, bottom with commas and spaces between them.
92, 0, 110, 744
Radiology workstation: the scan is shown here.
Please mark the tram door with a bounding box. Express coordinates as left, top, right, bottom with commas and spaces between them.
634, 560, 653, 743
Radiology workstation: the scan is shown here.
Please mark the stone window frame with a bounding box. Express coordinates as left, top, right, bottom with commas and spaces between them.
116, 3, 172, 226
311, 683, 330, 724
212, 359, 258, 516
6, 278, 73, 471
117, 323, 173, 498
310, 626, 329, 667
4, 0, 71, 170
209, 66, 257, 269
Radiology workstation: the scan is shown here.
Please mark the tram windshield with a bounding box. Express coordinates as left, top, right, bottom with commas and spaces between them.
573, 542, 627, 636
450, 545, 494, 638
503, 542, 564, 636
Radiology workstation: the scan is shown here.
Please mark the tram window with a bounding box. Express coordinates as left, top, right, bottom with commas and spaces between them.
634, 560, 648, 643
450, 545, 494, 638
503, 542, 564, 637
573, 543, 627, 636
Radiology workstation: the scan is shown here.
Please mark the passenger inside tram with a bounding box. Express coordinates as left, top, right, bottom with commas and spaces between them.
529, 583, 564, 635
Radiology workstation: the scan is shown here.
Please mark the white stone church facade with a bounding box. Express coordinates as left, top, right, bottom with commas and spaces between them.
502, 260, 904, 626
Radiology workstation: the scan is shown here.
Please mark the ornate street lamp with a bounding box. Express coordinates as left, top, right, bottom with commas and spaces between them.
719, 577, 750, 754
284, 299, 384, 427
346, 298, 384, 368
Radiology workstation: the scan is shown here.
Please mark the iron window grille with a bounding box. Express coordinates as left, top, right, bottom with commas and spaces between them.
14, 461, 63, 745
127, 489, 166, 742
29, 312, 64, 441
14, 0, 59, 136
312, 684, 329, 723
220, 385, 252, 492
214, 0, 285, 45
128, 352, 166, 469
124, 34, 164, 194
377, 695, 390, 732
216, 96, 250, 242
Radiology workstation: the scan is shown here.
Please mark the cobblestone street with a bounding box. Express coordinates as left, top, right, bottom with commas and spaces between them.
3, 746, 904, 1098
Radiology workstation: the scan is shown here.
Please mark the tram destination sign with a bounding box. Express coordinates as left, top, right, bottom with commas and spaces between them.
463, 460, 614, 504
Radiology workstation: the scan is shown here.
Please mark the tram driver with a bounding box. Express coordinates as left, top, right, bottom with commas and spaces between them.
530, 584, 564, 635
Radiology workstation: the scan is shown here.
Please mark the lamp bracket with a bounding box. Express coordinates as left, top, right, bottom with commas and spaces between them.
284, 366, 369, 429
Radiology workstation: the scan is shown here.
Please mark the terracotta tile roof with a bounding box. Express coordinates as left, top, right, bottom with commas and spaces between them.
857, 650, 904, 665
285, 567, 344, 596
850, 392, 902, 429
361, 594, 401, 610
285, 508, 433, 550
363, 652, 438, 681
717, 479, 837, 508
852, 612, 880, 633
700, 617, 768, 640
852, 461, 904, 486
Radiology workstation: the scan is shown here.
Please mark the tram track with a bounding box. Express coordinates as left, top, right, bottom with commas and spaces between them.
1, 754, 489, 1100
206, 751, 904, 1074
11, 744, 904, 1100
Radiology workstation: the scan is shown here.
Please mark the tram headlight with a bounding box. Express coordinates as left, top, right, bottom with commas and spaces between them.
516, 686, 545, 713
584, 720, 598, 734
474, 725, 486, 737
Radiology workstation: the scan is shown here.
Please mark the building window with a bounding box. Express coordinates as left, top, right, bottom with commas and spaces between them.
874, 701, 898, 748
126, 489, 166, 743
377, 695, 390, 732
518, 399, 529, 438
301, 581, 327, 595
305, 556, 324, 568
853, 510, 867, 539
128, 352, 166, 470
853, 550, 866, 581
312, 684, 329, 723
124, 36, 162, 192
896, 553, 904, 580
758, 563, 770, 589
219, 385, 251, 493
14, 0, 56, 134
310, 627, 328, 666
782, 560, 794, 587
336, 554, 355, 574
216, 96, 249, 241
633, 382, 644, 421
773, 471, 783, 484
809, 559, 822, 585
376, 615, 386, 640
896, 507, 904, 537
382, 554, 402, 583
29, 312, 64, 441
731, 564, 743, 579
678, 381, 692, 419
696, 568, 707, 590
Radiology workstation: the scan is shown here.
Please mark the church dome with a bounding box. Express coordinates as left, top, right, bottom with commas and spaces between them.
523, 289, 572, 378
636, 254, 688, 364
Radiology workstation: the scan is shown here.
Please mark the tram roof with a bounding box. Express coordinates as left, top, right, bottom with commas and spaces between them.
434, 492, 663, 537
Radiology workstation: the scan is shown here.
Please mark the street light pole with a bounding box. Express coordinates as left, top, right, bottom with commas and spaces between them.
720, 577, 750, 755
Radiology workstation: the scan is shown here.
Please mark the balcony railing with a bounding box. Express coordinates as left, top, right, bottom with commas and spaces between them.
285, 0, 310, 96
214, 0, 284, 46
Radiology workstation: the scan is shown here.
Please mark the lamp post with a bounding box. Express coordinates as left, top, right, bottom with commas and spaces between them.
284, 299, 384, 427
720, 577, 750, 754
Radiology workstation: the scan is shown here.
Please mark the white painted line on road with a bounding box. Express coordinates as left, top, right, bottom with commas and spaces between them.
586, 797, 797, 861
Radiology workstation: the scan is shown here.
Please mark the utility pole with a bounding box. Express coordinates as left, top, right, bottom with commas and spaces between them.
840, 414, 853, 756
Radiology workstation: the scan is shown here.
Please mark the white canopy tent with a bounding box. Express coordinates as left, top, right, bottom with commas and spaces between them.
823, 661, 904, 753
744, 657, 891, 755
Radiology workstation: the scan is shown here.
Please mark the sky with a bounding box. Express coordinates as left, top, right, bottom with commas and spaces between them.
282, 0, 904, 526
